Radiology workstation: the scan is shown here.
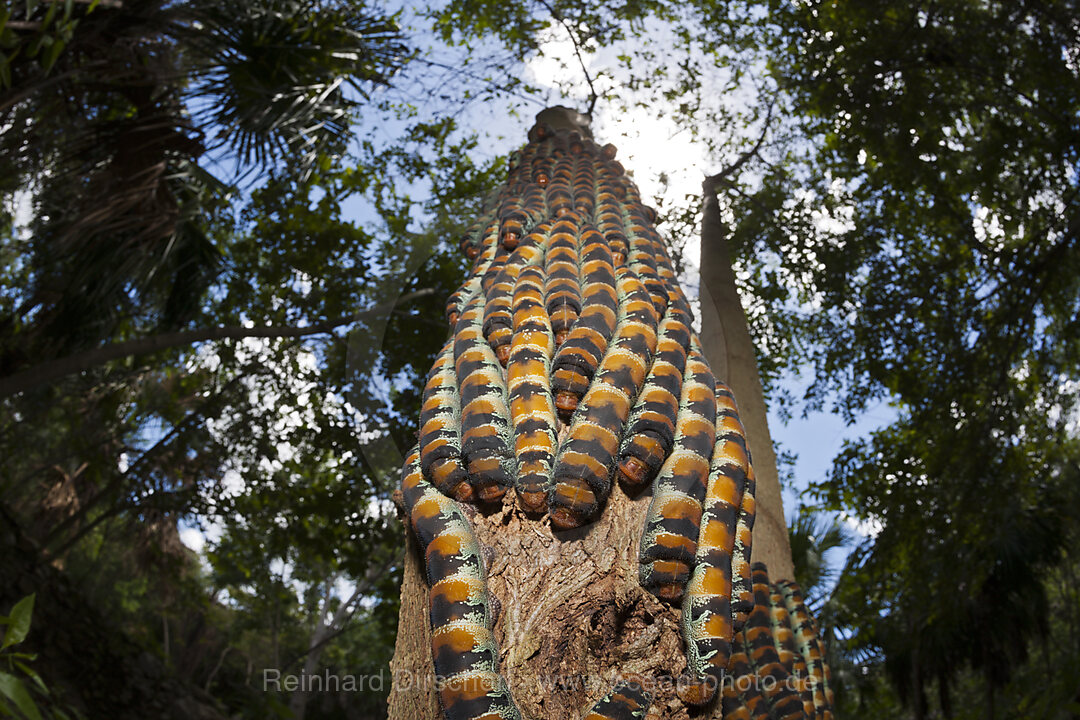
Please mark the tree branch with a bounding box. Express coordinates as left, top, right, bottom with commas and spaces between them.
535, 0, 599, 116
0, 288, 435, 399
704, 98, 776, 193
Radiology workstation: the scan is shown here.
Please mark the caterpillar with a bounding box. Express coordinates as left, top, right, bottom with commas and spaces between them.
625, 219, 669, 317
582, 679, 652, 720
638, 347, 717, 601
549, 267, 658, 529
776, 580, 834, 719
677, 375, 754, 705
745, 564, 803, 720
544, 217, 583, 346
723, 383, 758, 631
419, 339, 472, 501
723, 632, 773, 720
769, 585, 816, 718
617, 295, 693, 492
508, 265, 558, 513
455, 294, 517, 502
399, 448, 522, 720
483, 223, 551, 365
550, 224, 618, 423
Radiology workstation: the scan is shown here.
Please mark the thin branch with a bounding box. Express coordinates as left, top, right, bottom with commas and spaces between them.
0, 288, 435, 398
704, 98, 776, 193
535, 0, 599, 116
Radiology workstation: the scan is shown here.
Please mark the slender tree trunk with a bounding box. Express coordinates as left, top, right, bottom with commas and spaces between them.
698, 181, 795, 582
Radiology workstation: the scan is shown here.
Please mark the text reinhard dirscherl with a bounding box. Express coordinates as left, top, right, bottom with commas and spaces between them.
262, 668, 820, 694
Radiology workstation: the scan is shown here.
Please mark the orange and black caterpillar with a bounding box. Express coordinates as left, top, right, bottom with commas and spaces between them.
419, 339, 472, 501
638, 346, 717, 601
745, 564, 804, 720
769, 584, 816, 718
721, 633, 773, 720
508, 265, 558, 513
399, 448, 522, 720
549, 267, 658, 529
617, 293, 692, 492
776, 580, 835, 719
550, 222, 618, 422
542, 217, 582, 345
723, 384, 758, 630
582, 679, 652, 720
677, 378, 754, 706
455, 294, 517, 502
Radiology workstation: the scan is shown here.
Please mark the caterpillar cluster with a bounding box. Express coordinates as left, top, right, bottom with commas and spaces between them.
714, 565, 836, 720
400, 115, 832, 719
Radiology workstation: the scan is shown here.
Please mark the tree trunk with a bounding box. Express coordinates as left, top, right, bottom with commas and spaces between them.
389, 484, 717, 720
697, 181, 795, 582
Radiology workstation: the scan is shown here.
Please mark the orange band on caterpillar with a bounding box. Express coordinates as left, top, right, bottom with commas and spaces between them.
398, 448, 522, 720
618, 295, 693, 491
582, 679, 652, 720
508, 266, 557, 513
455, 294, 517, 502
549, 267, 658, 530
638, 346, 717, 601
420, 339, 472, 501
550, 224, 618, 423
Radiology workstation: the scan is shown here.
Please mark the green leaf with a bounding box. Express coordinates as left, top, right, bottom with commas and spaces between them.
0, 672, 42, 720
2, 596, 33, 650
11, 664, 45, 697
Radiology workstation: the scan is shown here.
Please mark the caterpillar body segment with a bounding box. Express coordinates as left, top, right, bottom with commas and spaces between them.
543, 218, 583, 345
728, 404, 758, 630
549, 268, 658, 530
745, 564, 803, 720
455, 295, 517, 502
722, 635, 773, 720
399, 449, 522, 720
483, 223, 551, 365
420, 340, 472, 501
638, 349, 717, 601
508, 266, 558, 513
550, 224, 618, 422
481, 244, 512, 296
582, 679, 652, 720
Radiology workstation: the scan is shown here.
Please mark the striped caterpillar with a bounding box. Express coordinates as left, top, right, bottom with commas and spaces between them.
455, 294, 517, 502
419, 340, 472, 501
483, 222, 551, 365
399, 448, 521, 720
638, 346, 717, 600
677, 377, 753, 706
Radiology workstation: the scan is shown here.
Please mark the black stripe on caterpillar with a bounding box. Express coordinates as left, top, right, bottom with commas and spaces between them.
399, 448, 522, 720
549, 266, 658, 530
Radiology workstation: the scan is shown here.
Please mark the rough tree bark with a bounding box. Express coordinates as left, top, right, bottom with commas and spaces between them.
387, 111, 797, 719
